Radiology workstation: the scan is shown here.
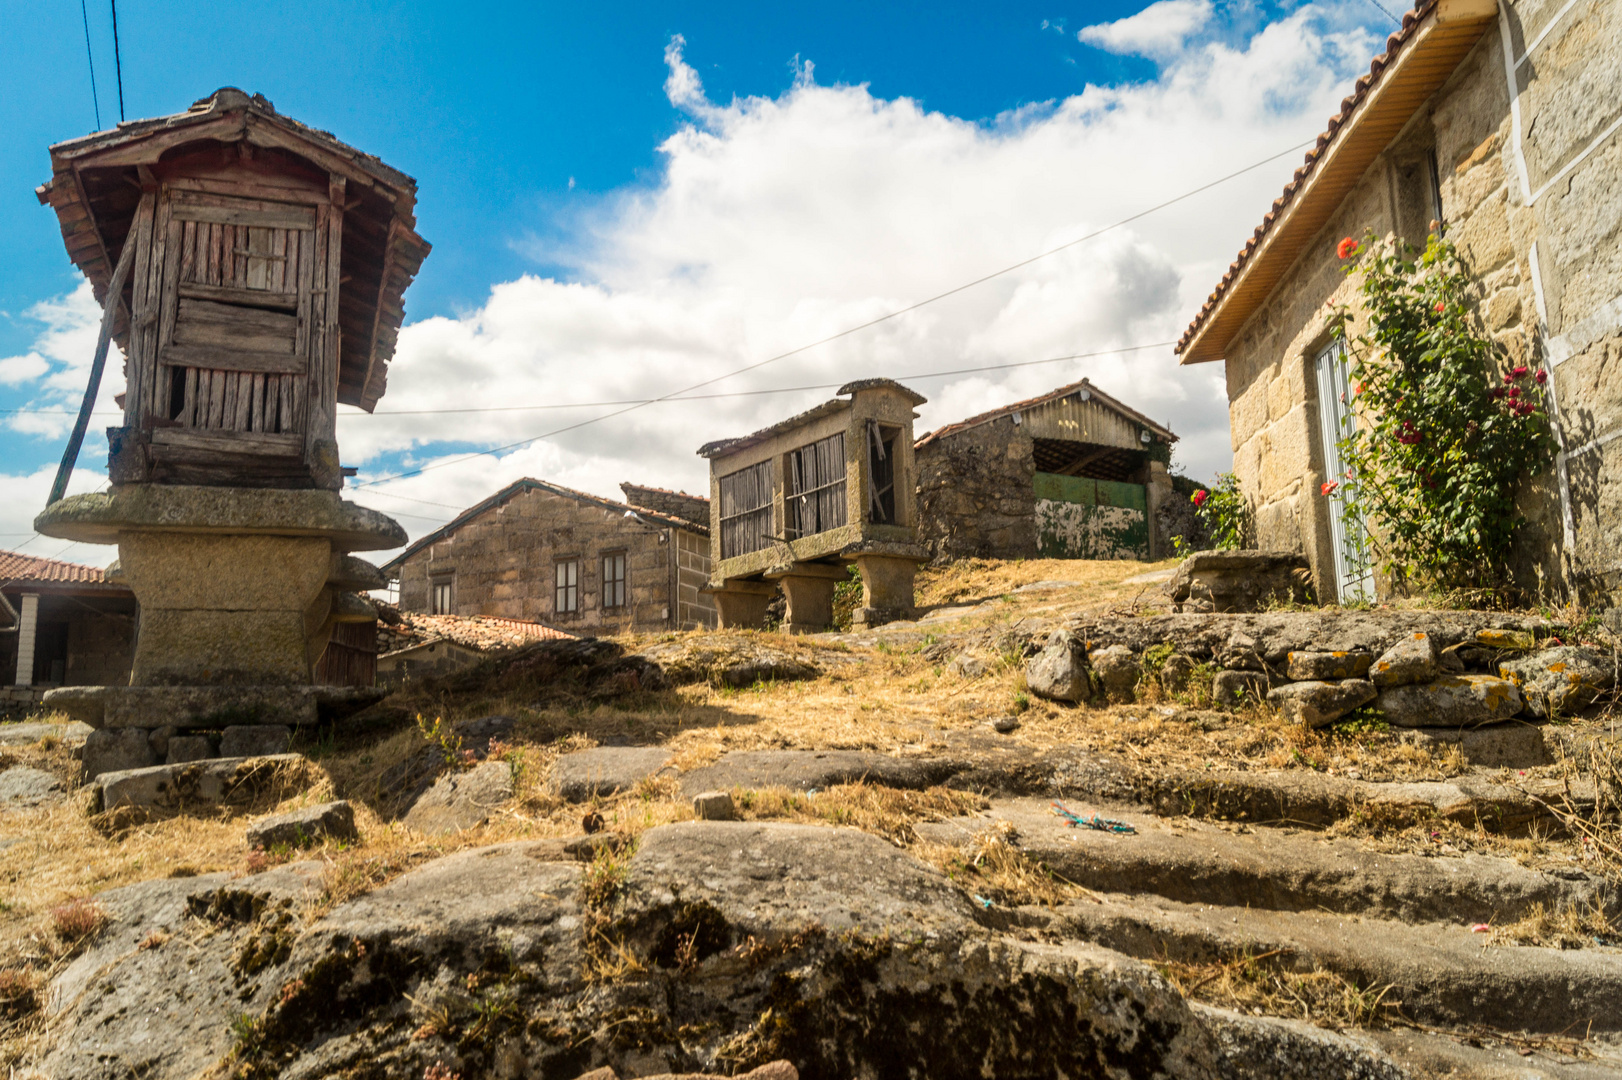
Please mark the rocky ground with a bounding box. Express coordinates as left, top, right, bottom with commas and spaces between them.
1, 557, 1619, 1079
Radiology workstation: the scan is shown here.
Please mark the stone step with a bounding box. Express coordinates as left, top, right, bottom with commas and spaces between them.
1367, 1027, 1622, 1080
915, 799, 1613, 925
1051, 890, 1622, 1034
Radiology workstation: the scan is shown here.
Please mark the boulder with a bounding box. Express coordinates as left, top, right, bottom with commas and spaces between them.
402, 760, 514, 834
1089, 645, 1140, 701
1376, 676, 1524, 728
83, 728, 159, 779
247, 800, 359, 850
0, 765, 65, 807
1402, 724, 1552, 768
679, 750, 947, 795
1159, 653, 1197, 694
947, 651, 991, 679
96, 754, 308, 813
1163, 550, 1314, 613
1212, 670, 1268, 708
690, 790, 737, 821
1285, 651, 1373, 681
1266, 679, 1376, 727
554, 746, 675, 801
1498, 645, 1616, 718
219, 725, 292, 758
1026, 629, 1093, 704
1476, 628, 1535, 651
1370, 633, 1439, 688
635, 638, 817, 687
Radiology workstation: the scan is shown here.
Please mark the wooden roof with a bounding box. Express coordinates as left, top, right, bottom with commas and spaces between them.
1176, 0, 1498, 364
35, 88, 430, 411
915, 377, 1177, 447
697, 379, 928, 459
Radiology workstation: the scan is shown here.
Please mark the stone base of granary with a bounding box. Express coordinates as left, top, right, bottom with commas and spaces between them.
1164, 550, 1315, 613
850, 549, 927, 628
43, 683, 385, 778
706, 579, 778, 630
766, 563, 847, 634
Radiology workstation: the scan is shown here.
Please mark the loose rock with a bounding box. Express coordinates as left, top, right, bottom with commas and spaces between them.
96, 754, 308, 813
947, 651, 991, 679
1267, 679, 1377, 727
989, 716, 1021, 734
1401, 724, 1551, 768
1286, 651, 1373, 681
554, 746, 675, 802
166, 735, 214, 764
1089, 644, 1140, 701
1212, 670, 1268, 708
1026, 629, 1093, 704
1159, 653, 1197, 694
1476, 628, 1534, 651
83, 728, 158, 779
1370, 633, 1439, 688
247, 800, 358, 850
401, 760, 514, 835
1499, 645, 1616, 718
1376, 675, 1524, 727
691, 790, 737, 821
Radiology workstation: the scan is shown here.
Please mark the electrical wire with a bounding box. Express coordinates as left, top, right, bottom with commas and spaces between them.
351, 138, 1313, 492
109, 0, 124, 121
79, 0, 102, 129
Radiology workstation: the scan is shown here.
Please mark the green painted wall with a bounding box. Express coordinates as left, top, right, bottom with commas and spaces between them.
1033, 472, 1148, 559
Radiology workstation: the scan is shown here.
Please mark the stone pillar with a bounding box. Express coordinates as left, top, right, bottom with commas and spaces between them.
765, 563, 847, 634
13, 593, 39, 686
850, 553, 921, 628
706, 579, 777, 630
1146, 461, 1174, 561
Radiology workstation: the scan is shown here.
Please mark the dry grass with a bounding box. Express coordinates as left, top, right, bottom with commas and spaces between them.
914, 820, 1077, 908
1157, 948, 1400, 1029
913, 556, 1180, 613
1488, 900, 1618, 949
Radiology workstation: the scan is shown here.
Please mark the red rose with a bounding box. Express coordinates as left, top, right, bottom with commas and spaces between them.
1510, 366, 1529, 379
1434, 301, 1445, 313
1191, 490, 1208, 507
1321, 481, 1339, 496
1507, 386, 1521, 399
1337, 237, 1358, 259
1490, 387, 1505, 399
1535, 369, 1548, 384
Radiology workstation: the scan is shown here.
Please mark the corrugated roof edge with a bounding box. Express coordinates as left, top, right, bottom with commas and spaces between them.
1175, 0, 1440, 359
379, 478, 708, 574
915, 378, 1178, 448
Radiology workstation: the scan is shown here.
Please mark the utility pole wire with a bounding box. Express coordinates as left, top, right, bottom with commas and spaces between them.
79, 0, 101, 129
110, 0, 124, 121
353, 138, 1314, 491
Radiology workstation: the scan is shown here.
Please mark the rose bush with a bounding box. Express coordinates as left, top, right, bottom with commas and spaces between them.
1328, 231, 1555, 591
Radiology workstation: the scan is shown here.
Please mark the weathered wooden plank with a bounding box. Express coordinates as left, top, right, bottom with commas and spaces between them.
151, 425, 303, 455
160, 345, 308, 376
56, 116, 249, 168
181, 366, 198, 426
123, 193, 157, 427
177, 281, 298, 311
160, 175, 330, 203
149, 203, 180, 424
279, 374, 295, 435
168, 196, 316, 231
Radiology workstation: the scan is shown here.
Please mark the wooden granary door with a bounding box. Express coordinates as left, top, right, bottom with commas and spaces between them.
136, 186, 338, 484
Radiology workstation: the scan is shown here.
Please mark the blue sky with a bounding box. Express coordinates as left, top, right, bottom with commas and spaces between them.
1, 0, 1395, 559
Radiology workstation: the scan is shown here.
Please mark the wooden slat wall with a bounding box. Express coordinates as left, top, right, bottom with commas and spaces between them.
1021, 394, 1145, 450
719, 460, 774, 560
785, 432, 847, 538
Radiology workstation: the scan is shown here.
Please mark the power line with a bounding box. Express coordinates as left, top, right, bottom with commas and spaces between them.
79, 0, 102, 129
352, 138, 1313, 491
109, 0, 124, 121
1364, 0, 1402, 25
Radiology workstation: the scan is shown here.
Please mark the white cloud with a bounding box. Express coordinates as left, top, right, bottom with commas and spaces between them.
1079, 0, 1215, 57
0, 353, 48, 385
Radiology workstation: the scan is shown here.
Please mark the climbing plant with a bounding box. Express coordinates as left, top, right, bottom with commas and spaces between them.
1326, 231, 1556, 591
1190, 472, 1251, 551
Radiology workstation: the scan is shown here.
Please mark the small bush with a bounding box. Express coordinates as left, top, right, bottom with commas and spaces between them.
50, 897, 109, 942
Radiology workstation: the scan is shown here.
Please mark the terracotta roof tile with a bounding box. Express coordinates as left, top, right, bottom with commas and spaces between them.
379, 612, 575, 655
0, 548, 117, 587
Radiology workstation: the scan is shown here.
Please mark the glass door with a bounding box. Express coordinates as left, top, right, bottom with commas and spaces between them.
1314, 340, 1373, 602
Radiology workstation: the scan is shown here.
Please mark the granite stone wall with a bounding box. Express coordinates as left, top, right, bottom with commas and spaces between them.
914, 416, 1038, 561
396, 487, 714, 632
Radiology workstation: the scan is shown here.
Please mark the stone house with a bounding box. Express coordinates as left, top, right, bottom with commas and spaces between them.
384, 478, 716, 632
1, 549, 136, 709
1176, 0, 1622, 604
374, 608, 575, 685
914, 379, 1181, 562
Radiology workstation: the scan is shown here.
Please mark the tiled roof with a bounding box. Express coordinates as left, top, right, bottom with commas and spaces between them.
0, 548, 121, 588
915, 378, 1177, 447
380, 477, 707, 573
619, 482, 708, 502
1176, 0, 1496, 363
697, 379, 927, 459
379, 611, 574, 655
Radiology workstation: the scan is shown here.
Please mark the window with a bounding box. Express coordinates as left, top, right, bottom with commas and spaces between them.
430, 575, 454, 615
785, 433, 847, 538
718, 460, 773, 559
602, 552, 627, 609
555, 559, 580, 613
866, 421, 900, 525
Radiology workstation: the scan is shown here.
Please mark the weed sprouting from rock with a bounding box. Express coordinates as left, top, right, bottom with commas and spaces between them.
48, 898, 108, 947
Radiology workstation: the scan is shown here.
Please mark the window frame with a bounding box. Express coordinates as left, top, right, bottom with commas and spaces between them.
555, 558, 581, 614
429, 574, 454, 615
601, 550, 627, 609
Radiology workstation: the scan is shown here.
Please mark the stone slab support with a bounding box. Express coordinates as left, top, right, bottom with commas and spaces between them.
707, 579, 777, 630
13, 593, 39, 687
850, 553, 921, 629
1146, 461, 1174, 561
766, 563, 847, 635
